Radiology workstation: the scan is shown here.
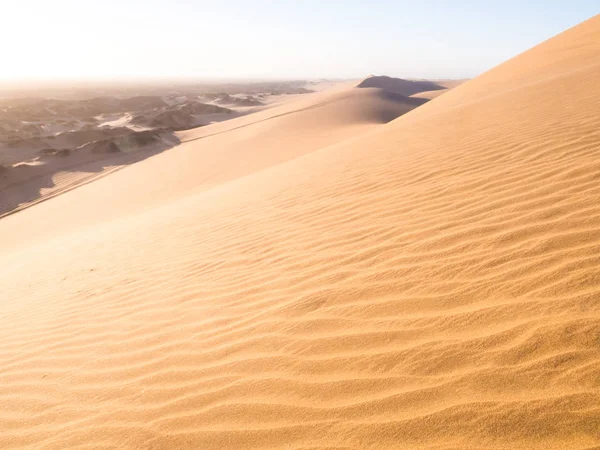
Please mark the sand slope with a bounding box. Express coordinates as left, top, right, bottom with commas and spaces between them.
0, 86, 425, 246
1, 15, 600, 450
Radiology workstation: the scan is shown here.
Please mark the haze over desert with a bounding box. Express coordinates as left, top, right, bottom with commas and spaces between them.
1, 2, 599, 449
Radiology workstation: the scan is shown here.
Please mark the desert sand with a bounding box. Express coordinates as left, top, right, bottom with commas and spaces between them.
1, 15, 599, 450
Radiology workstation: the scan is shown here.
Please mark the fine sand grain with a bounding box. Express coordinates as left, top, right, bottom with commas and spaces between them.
1, 15, 599, 450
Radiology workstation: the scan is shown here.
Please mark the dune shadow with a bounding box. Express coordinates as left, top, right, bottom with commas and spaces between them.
0, 133, 179, 218
357, 76, 446, 96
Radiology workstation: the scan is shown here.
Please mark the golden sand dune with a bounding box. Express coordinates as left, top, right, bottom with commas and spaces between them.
1, 15, 600, 450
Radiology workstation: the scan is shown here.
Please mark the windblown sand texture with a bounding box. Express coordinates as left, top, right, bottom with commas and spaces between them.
1, 15, 600, 450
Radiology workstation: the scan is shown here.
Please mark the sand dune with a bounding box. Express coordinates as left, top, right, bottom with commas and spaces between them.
359, 77, 465, 101
357, 75, 445, 96
1, 15, 600, 450
0, 85, 426, 237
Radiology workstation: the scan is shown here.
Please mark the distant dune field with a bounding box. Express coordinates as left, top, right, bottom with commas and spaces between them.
1, 15, 599, 450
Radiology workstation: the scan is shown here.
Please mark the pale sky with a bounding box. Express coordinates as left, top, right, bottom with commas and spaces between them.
2, 1, 598, 82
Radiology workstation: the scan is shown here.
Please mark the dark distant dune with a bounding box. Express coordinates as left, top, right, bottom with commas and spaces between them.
357, 75, 445, 96
204, 93, 264, 107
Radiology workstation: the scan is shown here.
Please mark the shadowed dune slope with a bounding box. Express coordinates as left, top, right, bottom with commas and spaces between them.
357, 75, 445, 96
1, 15, 600, 450
409, 80, 467, 100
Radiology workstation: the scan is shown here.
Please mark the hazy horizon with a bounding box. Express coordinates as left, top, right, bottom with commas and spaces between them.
3, 1, 598, 83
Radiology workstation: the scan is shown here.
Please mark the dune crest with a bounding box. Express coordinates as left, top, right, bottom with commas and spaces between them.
1, 15, 600, 450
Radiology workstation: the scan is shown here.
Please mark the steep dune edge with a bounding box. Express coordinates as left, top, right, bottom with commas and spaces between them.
2, 15, 600, 450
